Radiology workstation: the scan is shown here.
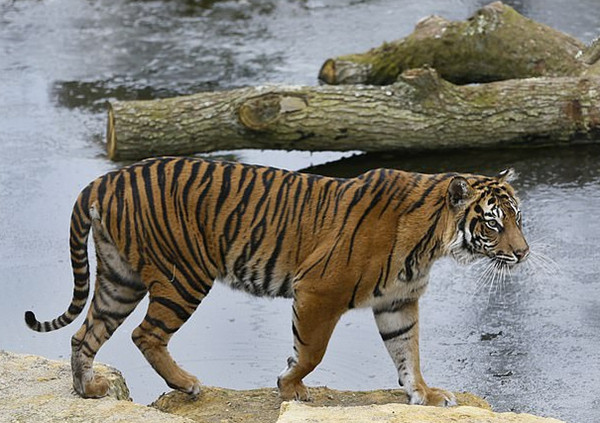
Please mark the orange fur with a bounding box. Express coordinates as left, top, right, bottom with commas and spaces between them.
25, 157, 528, 404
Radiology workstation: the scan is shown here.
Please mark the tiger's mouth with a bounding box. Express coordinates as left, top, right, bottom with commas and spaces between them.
490, 253, 520, 267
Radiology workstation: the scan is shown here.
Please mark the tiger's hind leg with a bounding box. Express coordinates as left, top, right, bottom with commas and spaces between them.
71, 205, 147, 397
131, 265, 213, 395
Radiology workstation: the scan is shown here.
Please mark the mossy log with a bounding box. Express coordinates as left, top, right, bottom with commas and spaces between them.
106, 68, 600, 161
318, 2, 599, 86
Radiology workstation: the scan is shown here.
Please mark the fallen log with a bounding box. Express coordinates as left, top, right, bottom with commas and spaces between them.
318, 2, 598, 86
106, 68, 600, 161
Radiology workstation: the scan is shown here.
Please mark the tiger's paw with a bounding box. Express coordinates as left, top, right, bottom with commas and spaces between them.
277, 377, 311, 401
168, 375, 202, 396
183, 379, 202, 397
409, 384, 456, 407
81, 374, 110, 398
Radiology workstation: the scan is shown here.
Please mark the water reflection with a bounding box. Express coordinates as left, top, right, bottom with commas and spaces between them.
303, 144, 600, 187
52, 79, 219, 112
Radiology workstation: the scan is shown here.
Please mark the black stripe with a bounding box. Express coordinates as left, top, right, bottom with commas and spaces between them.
348, 275, 362, 309
73, 287, 89, 301
380, 322, 416, 341
262, 208, 289, 293
80, 340, 95, 356
123, 194, 132, 260
71, 210, 84, 237
157, 160, 212, 295
378, 174, 402, 218
224, 170, 257, 245
144, 315, 178, 334
70, 248, 87, 262
270, 171, 292, 224
68, 303, 84, 315
193, 162, 219, 269
71, 259, 88, 270
295, 253, 327, 281
114, 171, 125, 239
297, 176, 314, 230
182, 161, 203, 206
170, 158, 187, 196
290, 177, 303, 221
292, 322, 307, 346
96, 173, 109, 206
250, 168, 276, 226
145, 247, 202, 306
405, 173, 454, 214
372, 267, 385, 297
214, 164, 232, 215
79, 183, 92, 218
332, 180, 355, 217
393, 173, 422, 211
319, 235, 342, 278
74, 272, 89, 284
373, 299, 410, 315
313, 179, 334, 231
142, 162, 210, 296
276, 273, 293, 298
346, 180, 388, 263
382, 251, 393, 290
151, 296, 192, 321
70, 235, 85, 252
403, 204, 444, 281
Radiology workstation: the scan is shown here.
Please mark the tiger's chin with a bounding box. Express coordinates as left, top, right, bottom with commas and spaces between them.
492, 256, 521, 269
450, 248, 478, 265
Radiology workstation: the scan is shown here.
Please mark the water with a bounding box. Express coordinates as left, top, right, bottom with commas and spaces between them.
1, 1, 599, 422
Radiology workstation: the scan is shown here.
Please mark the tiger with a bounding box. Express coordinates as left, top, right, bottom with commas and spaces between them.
25, 157, 529, 406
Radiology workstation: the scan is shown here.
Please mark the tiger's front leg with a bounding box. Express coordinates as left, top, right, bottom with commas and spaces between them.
373, 298, 456, 407
277, 285, 344, 401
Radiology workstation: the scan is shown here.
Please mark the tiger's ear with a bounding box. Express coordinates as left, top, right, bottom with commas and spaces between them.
497, 168, 517, 183
447, 176, 475, 209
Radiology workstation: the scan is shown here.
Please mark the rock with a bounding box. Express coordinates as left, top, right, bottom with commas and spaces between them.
0, 350, 194, 423
0, 350, 564, 423
153, 385, 491, 423
276, 401, 565, 423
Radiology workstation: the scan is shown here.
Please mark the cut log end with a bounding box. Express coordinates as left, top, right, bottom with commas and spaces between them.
238, 93, 307, 131
106, 103, 117, 160
318, 59, 337, 85
319, 59, 373, 85
238, 94, 282, 131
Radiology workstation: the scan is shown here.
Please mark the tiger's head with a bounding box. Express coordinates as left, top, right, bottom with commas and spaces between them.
448, 168, 529, 267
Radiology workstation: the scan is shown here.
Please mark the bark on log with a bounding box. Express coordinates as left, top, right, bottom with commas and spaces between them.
318, 2, 598, 86
106, 68, 600, 161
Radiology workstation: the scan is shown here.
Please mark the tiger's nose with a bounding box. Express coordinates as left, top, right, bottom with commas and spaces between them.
514, 247, 529, 262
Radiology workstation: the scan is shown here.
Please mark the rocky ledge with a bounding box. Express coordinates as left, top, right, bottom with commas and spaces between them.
0, 350, 563, 423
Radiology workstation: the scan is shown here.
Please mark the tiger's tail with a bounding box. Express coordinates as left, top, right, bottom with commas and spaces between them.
25, 184, 93, 332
